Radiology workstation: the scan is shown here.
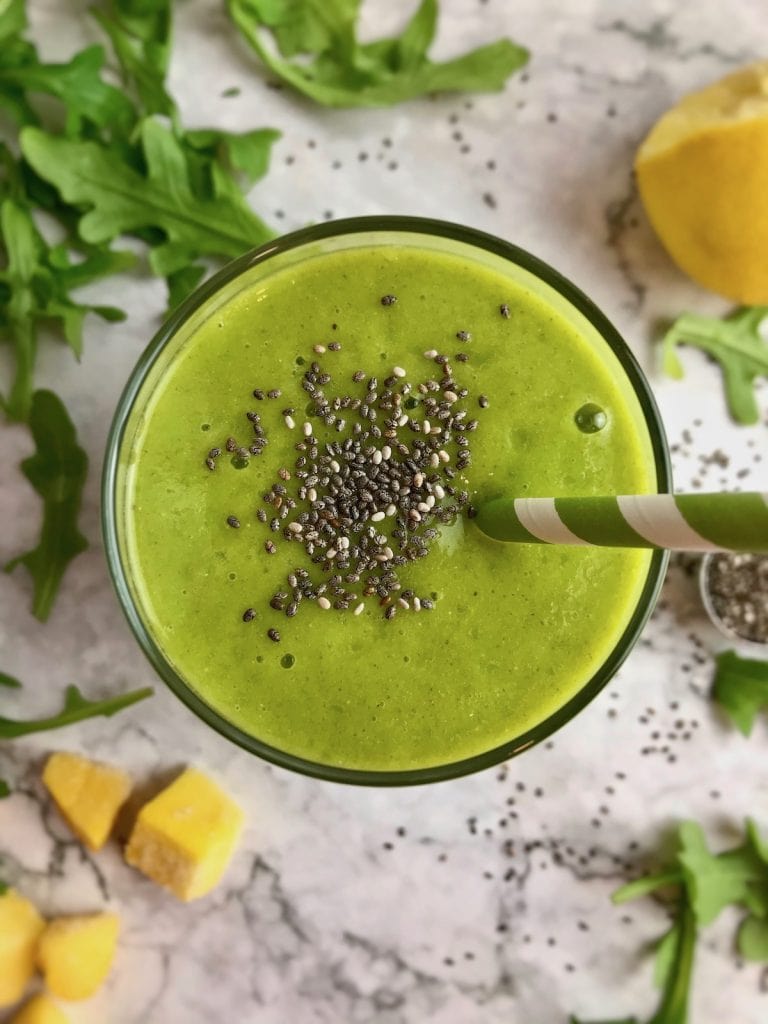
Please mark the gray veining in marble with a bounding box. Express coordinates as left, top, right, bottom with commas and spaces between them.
1, 2, 768, 1022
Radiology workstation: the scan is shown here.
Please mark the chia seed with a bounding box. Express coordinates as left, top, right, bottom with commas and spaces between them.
380, 294, 397, 306
267, 628, 281, 642
227, 515, 241, 528
500, 303, 510, 319
242, 608, 256, 622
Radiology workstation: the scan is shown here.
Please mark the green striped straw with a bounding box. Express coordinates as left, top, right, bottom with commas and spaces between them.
475, 492, 768, 552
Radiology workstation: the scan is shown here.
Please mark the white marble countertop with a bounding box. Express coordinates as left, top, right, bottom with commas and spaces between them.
1, 2, 767, 1022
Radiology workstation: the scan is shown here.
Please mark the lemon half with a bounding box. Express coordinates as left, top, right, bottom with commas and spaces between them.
636, 61, 768, 303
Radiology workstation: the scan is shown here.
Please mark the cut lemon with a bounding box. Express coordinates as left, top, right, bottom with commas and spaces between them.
636, 61, 768, 303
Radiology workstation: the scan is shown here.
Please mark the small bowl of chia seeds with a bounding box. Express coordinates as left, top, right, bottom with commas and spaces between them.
700, 552, 768, 648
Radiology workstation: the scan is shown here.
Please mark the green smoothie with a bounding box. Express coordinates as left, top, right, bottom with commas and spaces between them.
118, 235, 657, 773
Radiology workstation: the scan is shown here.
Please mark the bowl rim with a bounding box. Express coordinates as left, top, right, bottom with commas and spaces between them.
102, 215, 672, 786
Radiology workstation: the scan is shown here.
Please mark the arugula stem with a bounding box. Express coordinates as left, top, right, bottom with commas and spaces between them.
649, 899, 696, 1024
0, 685, 154, 739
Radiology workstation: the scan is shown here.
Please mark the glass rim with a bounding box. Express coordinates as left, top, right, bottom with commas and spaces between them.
102, 215, 671, 787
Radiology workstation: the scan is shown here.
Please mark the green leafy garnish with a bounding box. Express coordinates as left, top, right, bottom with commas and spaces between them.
21, 118, 274, 278
0, 671, 22, 689
572, 819, 768, 1024
712, 649, 768, 736
4, 390, 88, 621
0, 197, 129, 421
662, 307, 768, 425
0, 779, 10, 798
1, 0, 280, 619
91, 0, 176, 122
227, 0, 529, 107
0, 684, 153, 738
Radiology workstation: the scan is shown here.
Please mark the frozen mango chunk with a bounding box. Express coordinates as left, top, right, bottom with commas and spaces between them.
125, 767, 245, 901
43, 752, 132, 851
37, 913, 119, 1000
10, 994, 71, 1024
0, 889, 45, 1008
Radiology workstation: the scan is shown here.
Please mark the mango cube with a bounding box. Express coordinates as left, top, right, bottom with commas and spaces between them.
10, 994, 71, 1024
125, 768, 245, 901
42, 752, 132, 851
37, 913, 120, 1000
0, 889, 45, 1008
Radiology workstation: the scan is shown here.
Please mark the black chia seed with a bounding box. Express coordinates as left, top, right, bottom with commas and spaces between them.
705, 553, 768, 644
267, 628, 281, 642
242, 608, 256, 622
227, 515, 241, 528
500, 303, 510, 319
206, 290, 482, 632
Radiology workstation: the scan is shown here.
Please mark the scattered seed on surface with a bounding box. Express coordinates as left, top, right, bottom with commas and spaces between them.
354, 602, 365, 616
479, 395, 489, 408
318, 597, 332, 610
381, 294, 397, 306
267, 628, 281, 642
252, 388, 265, 400
328, 341, 341, 351
456, 330, 471, 342
205, 457, 216, 471
227, 515, 240, 528
313, 344, 326, 354
500, 303, 510, 318
267, 388, 281, 399
265, 540, 277, 554
284, 414, 296, 430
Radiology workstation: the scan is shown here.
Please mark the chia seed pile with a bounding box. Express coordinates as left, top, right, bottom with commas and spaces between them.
706, 552, 768, 644
203, 294, 502, 642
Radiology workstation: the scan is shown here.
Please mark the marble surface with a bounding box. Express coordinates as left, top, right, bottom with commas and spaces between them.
1, 1, 767, 1021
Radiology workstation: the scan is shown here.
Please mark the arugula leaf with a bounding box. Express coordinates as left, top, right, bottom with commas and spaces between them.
0, 779, 9, 798
662, 307, 768, 425
0, 197, 130, 421
613, 870, 682, 905
738, 915, 768, 961
677, 820, 766, 925
578, 821, 768, 1024
185, 127, 281, 187
21, 119, 274, 274
0, 0, 25, 41
0, 43, 135, 134
91, 0, 176, 122
0, 671, 22, 688
712, 650, 768, 736
166, 264, 207, 313
227, 0, 529, 108
4, 389, 88, 620
0, 684, 153, 738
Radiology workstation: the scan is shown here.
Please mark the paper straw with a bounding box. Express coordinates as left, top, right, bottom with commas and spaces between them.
475, 492, 768, 552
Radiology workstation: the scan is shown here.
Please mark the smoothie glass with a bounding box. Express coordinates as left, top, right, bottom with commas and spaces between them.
103, 217, 671, 785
